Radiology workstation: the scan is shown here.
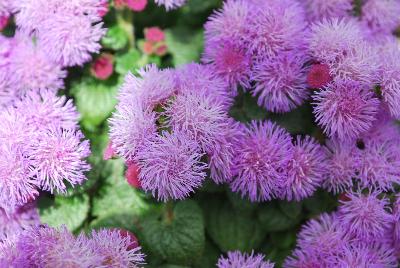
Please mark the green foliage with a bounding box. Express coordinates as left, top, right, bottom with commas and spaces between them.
141, 201, 205, 265
40, 194, 89, 232
258, 203, 300, 233
101, 25, 129, 50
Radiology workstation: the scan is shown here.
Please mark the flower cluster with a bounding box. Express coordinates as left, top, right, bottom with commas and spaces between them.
285, 191, 398, 267
217, 251, 275, 268
0, 225, 145, 267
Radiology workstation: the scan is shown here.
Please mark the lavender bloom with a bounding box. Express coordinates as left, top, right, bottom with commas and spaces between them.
361, 0, 400, 36
0, 0, 11, 18
7, 35, 66, 97
29, 127, 91, 194
308, 18, 364, 64
243, 1, 307, 58
312, 79, 380, 140
202, 39, 252, 91
281, 136, 328, 201
136, 131, 207, 201
90, 229, 145, 267
154, 0, 186, 10
284, 248, 325, 268
14, 90, 79, 131
230, 121, 293, 202
302, 0, 353, 22
0, 203, 39, 242
217, 251, 274, 268
251, 51, 310, 113
323, 139, 357, 194
338, 191, 393, 242
37, 13, 106, 67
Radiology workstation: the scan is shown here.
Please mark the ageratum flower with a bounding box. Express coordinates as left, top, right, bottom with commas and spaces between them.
90, 229, 146, 267
313, 79, 380, 140
361, 0, 400, 36
230, 121, 293, 202
7, 35, 66, 97
281, 136, 328, 201
154, 0, 186, 10
29, 127, 91, 194
307, 64, 332, 89
37, 13, 106, 67
244, 0, 307, 57
284, 248, 325, 268
338, 191, 393, 242
136, 131, 207, 201
323, 139, 357, 194
14, 90, 79, 131
251, 51, 310, 113
302, 0, 353, 22
217, 251, 274, 268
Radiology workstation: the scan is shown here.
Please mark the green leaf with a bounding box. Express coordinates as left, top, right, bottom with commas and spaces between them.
165, 27, 203, 66
71, 78, 118, 131
115, 49, 142, 75
193, 239, 221, 268
279, 201, 303, 219
258, 204, 299, 232
141, 201, 205, 265
227, 190, 259, 213
40, 194, 89, 232
303, 190, 338, 216
269, 231, 297, 250
206, 199, 265, 252
101, 25, 129, 50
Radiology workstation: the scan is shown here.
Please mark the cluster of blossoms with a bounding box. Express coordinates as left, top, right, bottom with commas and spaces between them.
285, 191, 399, 267
0, 225, 145, 267
114, 0, 186, 11
217, 251, 274, 268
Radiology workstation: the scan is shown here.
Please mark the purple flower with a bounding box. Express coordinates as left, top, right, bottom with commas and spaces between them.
361, 0, 400, 36
281, 136, 328, 201
312, 79, 380, 140
90, 229, 146, 267
154, 0, 186, 10
37, 13, 106, 67
0, 0, 11, 18
251, 51, 310, 113
136, 131, 207, 201
202, 39, 252, 91
284, 248, 326, 268
29, 127, 91, 194
323, 139, 357, 194
0, 203, 39, 241
230, 121, 293, 202
338, 191, 393, 242
308, 18, 364, 64
7, 35, 66, 97
302, 0, 353, 22
243, 1, 307, 57
217, 251, 274, 268
109, 97, 158, 161
14, 90, 79, 131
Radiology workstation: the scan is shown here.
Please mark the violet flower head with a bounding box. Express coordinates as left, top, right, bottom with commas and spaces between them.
308, 18, 364, 64
302, 0, 353, 22
29, 127, 91, 194
217, 251, 274, 268
251, 51, 310, 113
281, 136, 328, 201
323, 139, 357, 194
7, 36, 66, 97
202, 39, 252, 91
90, 229, 146, 267
361, 0, 400, 36
230, 121, 293, 202
14, 90, 79, 131
109, 97, 157, 161
37, 13, 106, 67
136, 131, 207, 201
244, 1, 307, 57
312, 79, 380, 140
338, 191, 393, 242
284, 248, 326, 268
154, 0, 186, 10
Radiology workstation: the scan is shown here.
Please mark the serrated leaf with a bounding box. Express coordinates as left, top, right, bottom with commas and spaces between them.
101, 25, 129, 50
40, 195, 89, 232
206, 199, 265, 252
258, 204, 299, 232
141, 201, 205, 265
193, 239, 221, 268
71, 78, 118, 131
165, 27, 203, 66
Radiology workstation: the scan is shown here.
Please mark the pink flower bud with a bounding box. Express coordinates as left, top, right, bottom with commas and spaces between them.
90, 53, 114, 80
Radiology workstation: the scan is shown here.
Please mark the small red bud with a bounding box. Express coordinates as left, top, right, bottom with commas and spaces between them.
91, 53, 114, 80
125, 163, 141, 189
